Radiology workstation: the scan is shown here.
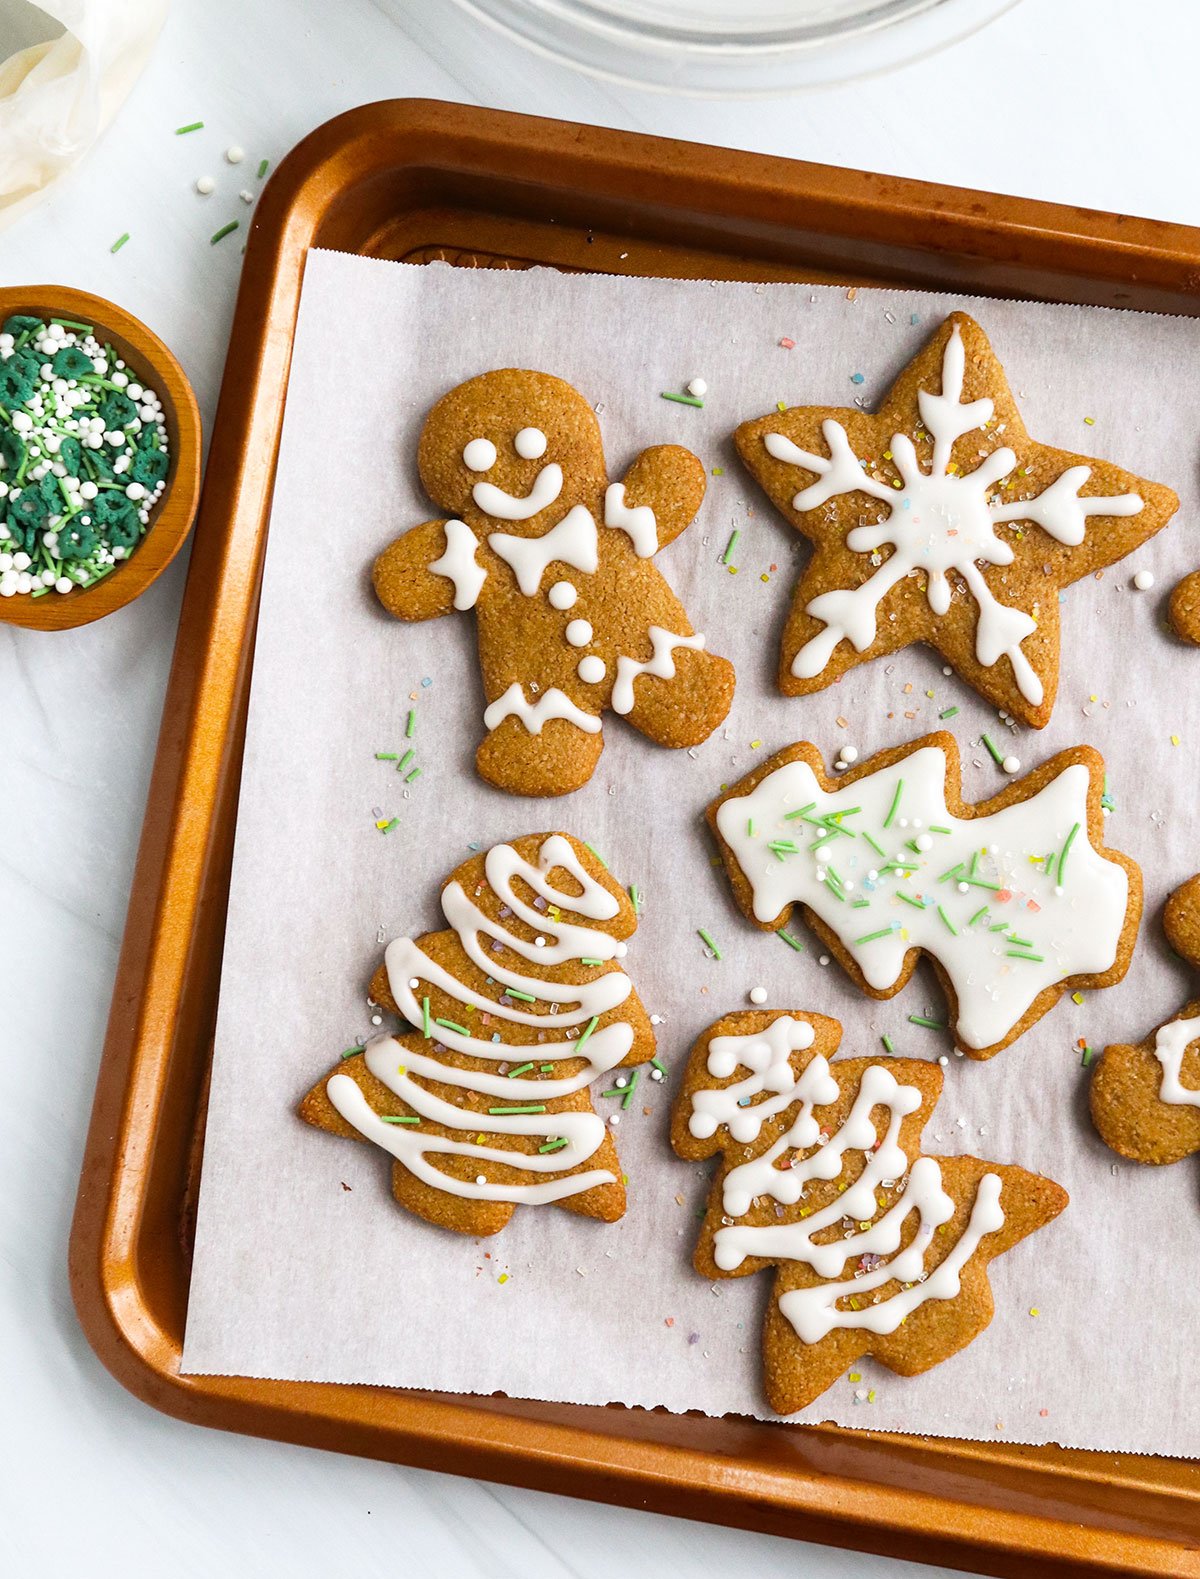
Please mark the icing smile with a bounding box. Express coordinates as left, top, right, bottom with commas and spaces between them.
473, 462, 564, 520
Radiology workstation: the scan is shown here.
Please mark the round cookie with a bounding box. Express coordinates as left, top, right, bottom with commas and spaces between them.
1168, 568, 1200, 645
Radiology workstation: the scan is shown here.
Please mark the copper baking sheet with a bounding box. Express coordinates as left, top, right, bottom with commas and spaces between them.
68, 99, 1200, 1576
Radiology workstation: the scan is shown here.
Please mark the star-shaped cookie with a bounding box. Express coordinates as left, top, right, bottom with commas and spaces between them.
735, 311, 1178, 726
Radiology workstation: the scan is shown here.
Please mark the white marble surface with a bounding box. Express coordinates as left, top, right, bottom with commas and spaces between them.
3, 0, 1198, 1572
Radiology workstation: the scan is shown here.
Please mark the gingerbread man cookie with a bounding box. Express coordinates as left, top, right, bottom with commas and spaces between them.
671, 1010, 1068, 1413
734, 312, 1178, 726
1092, 873, 1200, 1166
374, 371, 735, 796
1168, 570, 1200, 645
300, 834, 655, 1236
707, 731, 1141, 1059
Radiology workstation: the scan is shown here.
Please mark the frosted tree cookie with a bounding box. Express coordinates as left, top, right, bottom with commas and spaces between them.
373, 370, 735, 796
707, 731, 1141, 1059
734, 311, 1177, 725
301, 834, 654, 1235
671, 1010, 1068, 1413
1092, 872, 1200, 1166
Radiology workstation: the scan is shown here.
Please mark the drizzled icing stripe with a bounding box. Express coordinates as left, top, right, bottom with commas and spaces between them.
1153, 1015, 1200, 1108
696, 1044, 1006, 1344
612, 627, 706, 716
483, 682, 601, 736
429, 518, 486, 610
326, 836, 632, 1203
715, 744, 1128, 1050
604, 482, 658, 556
488, 503, 598, 595
688, 1016, 819, 1144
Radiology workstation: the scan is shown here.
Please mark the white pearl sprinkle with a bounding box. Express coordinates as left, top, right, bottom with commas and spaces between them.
1002, 755, 1020, 774
225, 144, 245, 164
1133, 569, 1155, 591
749, 986, 768, 1005
839, 745, 859, 764
915, 833, 933, 851
687, 377, 708, 398
195, 175, 215, 195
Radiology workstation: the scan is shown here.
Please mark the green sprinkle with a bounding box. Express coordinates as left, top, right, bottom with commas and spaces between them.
375, 752, 398, 761
908, 1014, 946, 1030
435, 1017, 469, 1035
629, 884, 641, 914
1007, 934, 1034, 948
381, 817, 399, 834
1080, 1045, 1095, 1069
1006, 949, 1045, 962
489, 1104, 547, 1115
990, 921, 1010, 932
507, 1062, 536, 1078
936, 904, 958, 935
341, 1045, 364, 1059
381, 1115, 420, 1124
778, 931, 806, 952
405, 767, 421, 784
661, 390, 703, 407
856, 926, 897, 944
969, 850, 980, 879
746, 818, 755, 837
880, 860, 918, 875
422, 996, 431, 1038
621, 1069, 641, 1109
397, 749, 414, 772
210, 220, 239, 245
938, 707, 959, 720
968, 905, 989, 926
581, 958, 603, 967
723, 529, 740, 565
863, 831, 887, 858
698, 926, 723, 958
505, 988, 536, 1003
783, 802, 816, 821
1057, 822, 1080, 885
881, 1034, 896, 1054
539, 1138, 569, 1153
576, 1016, 599, 1055
406, 708, 415, 737
110, 232, 130, 253
650, 1055, 668, 1077
929, 825, 952, 835
601, 1088, 624, 1099
981, 733, 1005, 767
851, 898, 870, 909
584, 842, 608, 869
174, 120, 205, 134
883, 779, 904, 829
257, 157, 270, 179
540, 1063, 554, 1073
896, 890, 926, 909
51, 318, 93, 334
965, 878, 1000, 892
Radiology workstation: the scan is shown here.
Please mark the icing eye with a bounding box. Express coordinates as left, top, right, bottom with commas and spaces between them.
463, 438, 497, 472
514, 427, 547, 460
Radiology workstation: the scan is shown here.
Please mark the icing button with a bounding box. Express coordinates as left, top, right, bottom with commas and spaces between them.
577, 655, 606, 684
548, 580, 577, 610
565, 618, 593, 647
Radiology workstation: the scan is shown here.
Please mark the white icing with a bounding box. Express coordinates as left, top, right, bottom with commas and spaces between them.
715, 744, 1129, 1050
474, 462, 563, 520
688, 1016, 821, 1143
577, 655, 606, 684
604, 482, 659, 557
463, 437, 496, 472
691, 1047, 1007, 1344
777, 1168, 1004, 1344
611, 627, 706, 716
548, 580, 577, 610
1152, 1015, 1200, 1107
515, 426, 547, 460
488, 504, 598, 595
767, 325, 1144, 704
565, 618, 592, 647
429, 518, 486, 610
483, 682, 601, 736
326, 836, 635, 1205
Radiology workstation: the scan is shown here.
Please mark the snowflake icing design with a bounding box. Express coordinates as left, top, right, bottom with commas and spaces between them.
764, 324, 1145, 706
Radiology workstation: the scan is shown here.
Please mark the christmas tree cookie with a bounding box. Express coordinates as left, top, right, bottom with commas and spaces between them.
671, 1010, 1068, 1413
300, 834, 655, 1235
1092, 873, 1200, 1166
708, 731, 1140, 1058
734, 312, 1178, 726
373, 369, 735, 797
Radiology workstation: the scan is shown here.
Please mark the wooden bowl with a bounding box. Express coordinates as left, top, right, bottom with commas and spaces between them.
0, 285, 201, 631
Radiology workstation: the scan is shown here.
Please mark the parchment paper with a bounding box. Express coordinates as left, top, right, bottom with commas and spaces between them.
182, 250, 1200, 1455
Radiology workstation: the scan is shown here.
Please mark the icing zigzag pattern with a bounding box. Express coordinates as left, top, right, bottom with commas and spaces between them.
301, 834, 655, 1236
671, 1011, 1068, 1413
